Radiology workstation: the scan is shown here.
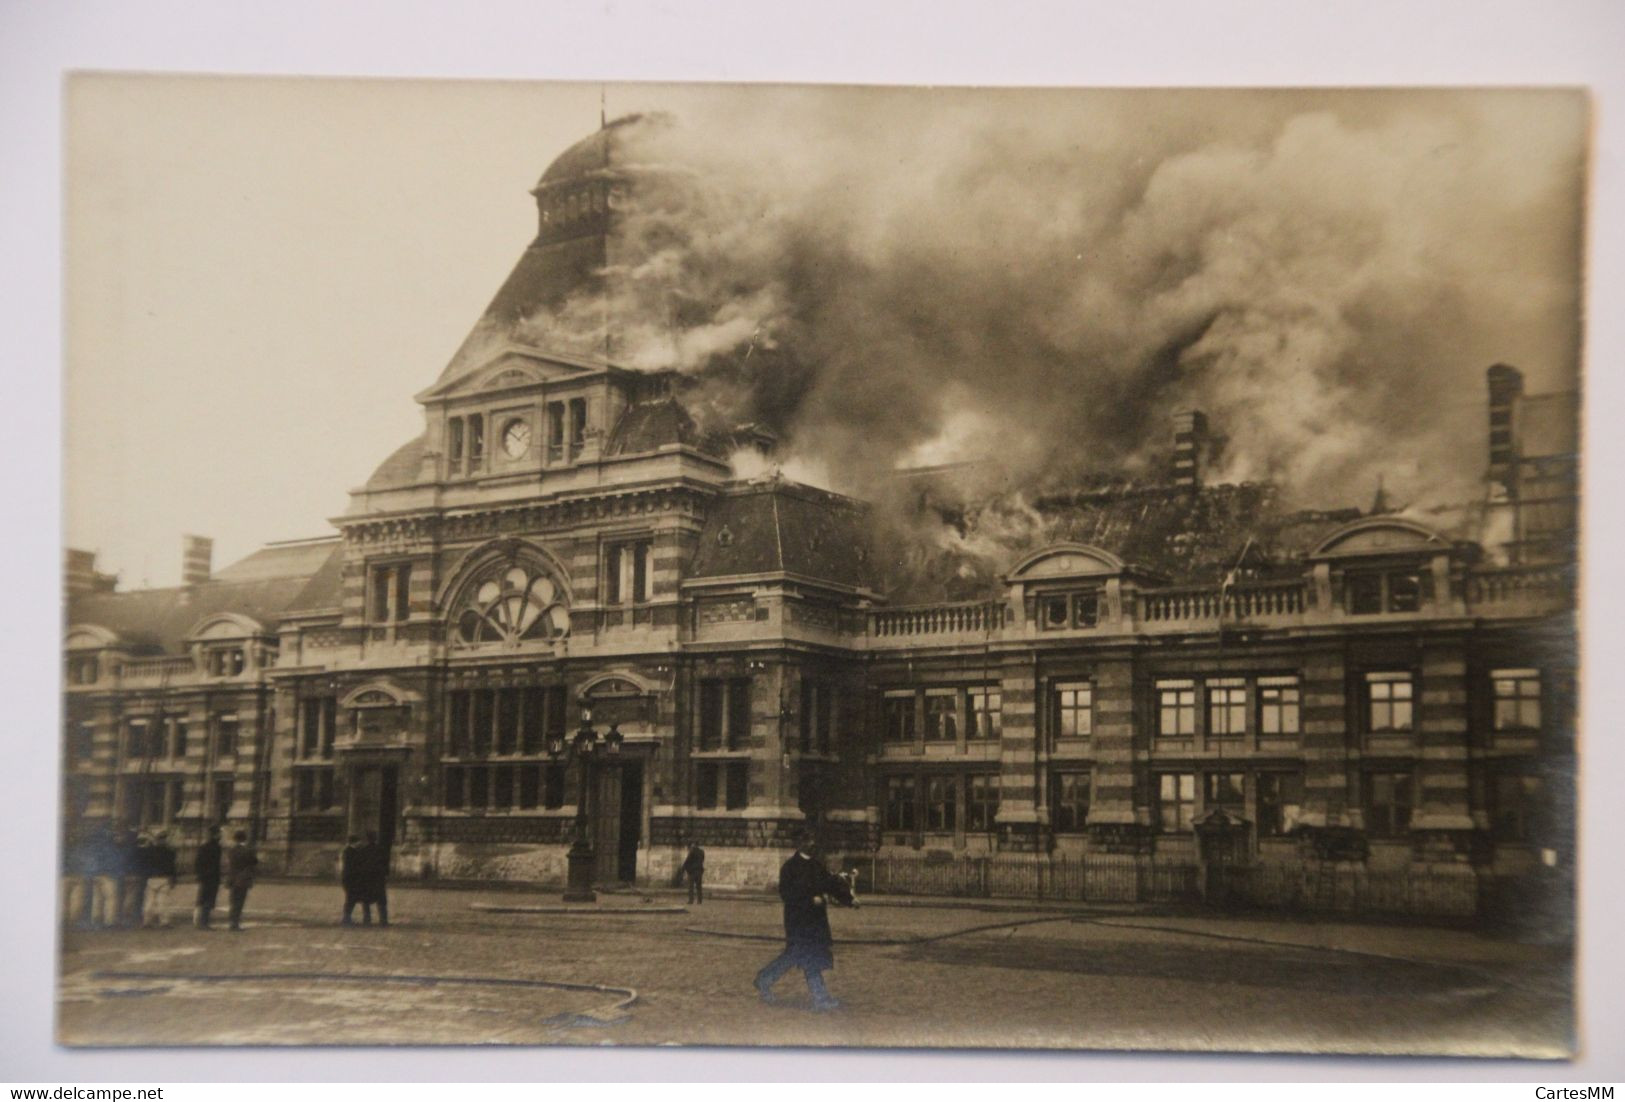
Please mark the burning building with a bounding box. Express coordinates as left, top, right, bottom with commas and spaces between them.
63, 115, 1578, 916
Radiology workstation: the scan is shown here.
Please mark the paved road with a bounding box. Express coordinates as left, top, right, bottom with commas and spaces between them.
57, 881, 1573, 1056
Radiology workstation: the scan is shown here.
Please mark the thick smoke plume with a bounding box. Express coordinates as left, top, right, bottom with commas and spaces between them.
516, 89, 1583, 555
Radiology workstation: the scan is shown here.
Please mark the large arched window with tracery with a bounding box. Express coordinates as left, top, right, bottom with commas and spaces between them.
449, 559, 570, 648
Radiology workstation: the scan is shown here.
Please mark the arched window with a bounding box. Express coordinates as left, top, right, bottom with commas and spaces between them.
451, 562, 570, 647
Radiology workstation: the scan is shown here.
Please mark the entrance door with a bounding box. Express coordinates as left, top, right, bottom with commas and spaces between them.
349, 764, 400, 850
617, 763, 643, 883
592, 764, 623, 886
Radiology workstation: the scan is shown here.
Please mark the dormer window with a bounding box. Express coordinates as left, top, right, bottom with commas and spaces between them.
67, 654, 99, 685
207, 647, 246, 677
1347, 568, 1423, 614
1038, 589, 1100, 630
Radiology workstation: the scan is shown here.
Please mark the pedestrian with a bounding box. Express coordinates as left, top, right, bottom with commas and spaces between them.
225, 830, 259, 932
59, 830, 92, 930
680, 841, 706, 905
194, 825, 222, 929
119, 830, 148, 928
88, 824, 121, 929
142, 830, 179, 927
340, 835, 366, 925
359, 830, 389, 927
753, 830, 857, 1012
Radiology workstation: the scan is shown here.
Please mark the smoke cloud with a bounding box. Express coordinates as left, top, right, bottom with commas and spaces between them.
516, 88, 1584, 523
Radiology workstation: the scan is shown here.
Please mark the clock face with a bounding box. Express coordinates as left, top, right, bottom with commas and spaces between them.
501, 418, 531, 459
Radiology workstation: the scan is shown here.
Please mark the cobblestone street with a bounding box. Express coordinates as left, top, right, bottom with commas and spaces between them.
57, 881, 1574, 1056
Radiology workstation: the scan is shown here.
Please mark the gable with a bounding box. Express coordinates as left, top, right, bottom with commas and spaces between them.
1008, 543, 1124, 580
413, 346, 596, 402
1312, 518, 1448, 559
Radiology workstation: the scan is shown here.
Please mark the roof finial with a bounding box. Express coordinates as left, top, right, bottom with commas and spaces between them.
1370, 474, 1390, 515
600, 86, 607, 130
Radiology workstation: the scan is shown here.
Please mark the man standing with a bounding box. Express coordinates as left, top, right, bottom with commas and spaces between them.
753, 830, 856, 1012
194, 825, 222, 929
225, 830, 259, 932
681, 841, 706, 905
142, 831, 179, 927
120, 830, 148, 928
88, 824, 120, 929
359, 830, 389, 927
340, 835, 365, 925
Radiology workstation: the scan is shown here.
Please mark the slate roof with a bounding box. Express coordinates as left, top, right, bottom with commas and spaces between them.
607, 398, 728, 458
67, 542, 345, 654
690, 480, 875, 590
364, 432, 428, 491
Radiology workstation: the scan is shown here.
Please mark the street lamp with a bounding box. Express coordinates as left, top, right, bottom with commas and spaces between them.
547, 707, 623, 903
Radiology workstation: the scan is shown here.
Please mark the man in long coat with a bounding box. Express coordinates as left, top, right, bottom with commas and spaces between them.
225, 830, 259, 932
753, 830, 856, 1011
193, 825, 222, 929
359, 830, 390, 927
340, 835, 366, 925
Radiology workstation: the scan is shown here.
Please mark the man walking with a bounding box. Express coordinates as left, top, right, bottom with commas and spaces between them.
194, 825, 222, 929
225, 830, 259, 932
142, 830, 179, 927
753, 830, 856, 1012
681, 841, 706, 905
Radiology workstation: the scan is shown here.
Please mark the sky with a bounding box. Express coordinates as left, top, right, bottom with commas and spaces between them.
65, 78, 1585, 588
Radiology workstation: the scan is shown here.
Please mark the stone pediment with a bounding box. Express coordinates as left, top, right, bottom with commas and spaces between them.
1006, 543, 1125, 581
1312, 518, 1449, 560
413, 345, 598, 403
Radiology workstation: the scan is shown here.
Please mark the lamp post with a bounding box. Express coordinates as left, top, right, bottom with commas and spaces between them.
548, 708, 623, 903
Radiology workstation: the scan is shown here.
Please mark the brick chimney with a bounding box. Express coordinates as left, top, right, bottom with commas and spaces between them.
182, 535, 213, 586
1171, 410, 1210, 490
1486, 363, 1524, 490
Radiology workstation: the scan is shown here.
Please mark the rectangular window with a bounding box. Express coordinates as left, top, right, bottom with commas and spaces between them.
394, 564, 411, 622
447, 416, 465, 469
925, 775, 957, 831
73, 722, 95, 761
1256, 772, 1303, 837
146, 720, 168, 759
884, 774, 917, 833
1157, 680, 1197, 737
493, 765, 515, 810
496, 690, 519, 756
633, 542, 650, 603
371, 565, 392, 622
547, 402, 565, 451
302, 698, 321, 758
1155, 772, 1196, 832
1388, 570, 1422, 612
212, 777, 235, 821
605, 544, 622, 604
447, 691, 469, 757
1053, 682, 1093, 739
468, 414, 485, 467
1257, 676, 1301, 736
518, 765, 540, 810
1365, 771, 1414, 837
726, 678, 752, 751
467, 765, 490, 810
966, 773, 999, 832
725, 762, 749, 810
1050, 770, 1090, 833
605, 541, 653, 606
1492, 669, 1542, 731
1206, 679, 1247, 738
569, 398, 587, 449
1491, 773, 1543, 842
799, 678, 816, 753
1039, 594, 1070, 630
924, 691, 958, 742
698, 680, 724, 750
884, 693, 916, 742
969, 688, 1001, 740
444, 767, 465, 810
472, 691, 494, 757
816, 684, 834, 753
126, 720, 148, 760
1348, 572, 1384, 615
215, 715, 239, 758
295, 768, 336, 812
1349, 569, 1424, 614
1366, 672, 1415, 733
1205, 771, 1246, 813
696, 763, 720, 810
543, 763, 566, 809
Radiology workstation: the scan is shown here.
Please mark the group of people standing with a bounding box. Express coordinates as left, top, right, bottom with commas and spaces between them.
61, 824, 259, 931
340, 832, 390, 926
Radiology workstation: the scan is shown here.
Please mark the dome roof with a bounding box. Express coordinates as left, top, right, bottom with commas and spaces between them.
532, 113, 670, 191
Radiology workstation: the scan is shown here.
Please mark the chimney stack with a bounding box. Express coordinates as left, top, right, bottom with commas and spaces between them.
65, 548, 98, 600
1486, 363, 1524, 490
1171, 410, 1210, 491
182, 535, 213, 586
